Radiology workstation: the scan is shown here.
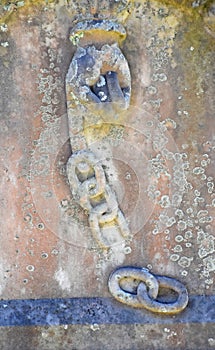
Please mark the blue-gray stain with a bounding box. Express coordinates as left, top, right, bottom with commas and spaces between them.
0, 295, 214, 327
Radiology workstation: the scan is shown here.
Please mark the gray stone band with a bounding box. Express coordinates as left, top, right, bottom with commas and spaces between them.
0, 295, 214, 327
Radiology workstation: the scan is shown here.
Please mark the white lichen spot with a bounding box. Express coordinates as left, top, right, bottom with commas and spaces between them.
170, 254, 180, 262
162, 148, 174, 160
159, 195, 171, 208
178, 256, 193, 268
146, 121, 154, 127
207, 182, 214, 194
147, 85, 157, 95
197, 229, 208, 244
167, 217, 176, 227
51, 249, 59, 256
208, 338, 215, 347
125, 172, 131, 180
0, 259, 7, 294
147, 264, 152, 270
152, 228, 159, 235
184, 230, 193, 240
198, 235, 215, 258
90, 323, 100, 331
162, 118, 177, 130
194, 190, 201, 197
182, 153, 188, 159
175, 235, 184, 243
98, 91, 108, 101
205, 278, 213, 285
159, 73, 167, 81
55, 268, 71, 292
124, 246, 132, 254
172, 193, 182, 207
159, 214, 169, 224
175, 209, 184, 219
193, 167, 205, 175
203, 256, 215, 272
1, 42, 9, 47
61, 199, 68, 208
177, 220, 187, 231
37, 223, 45, 230
26, 265, 35, 272
199, 216, 213, 224
152, 73, 167, 82
194, 197, 205, 205
96, 76, 106, 87
0, 24, 8, 32
197, 210, 208, 218
17, 1, 25, 7
186, 207, 193, 214
173, 245, 183, 253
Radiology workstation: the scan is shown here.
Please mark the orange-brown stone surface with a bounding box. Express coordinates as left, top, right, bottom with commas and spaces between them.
0, 0, 214, 304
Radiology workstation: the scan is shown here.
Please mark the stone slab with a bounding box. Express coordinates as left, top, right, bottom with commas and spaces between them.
0, 1, 215, 349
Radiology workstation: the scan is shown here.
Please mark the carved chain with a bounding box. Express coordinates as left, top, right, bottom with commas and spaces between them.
108, 266, 188, 314
67, 149, 131, 248
66, 19, 189, 314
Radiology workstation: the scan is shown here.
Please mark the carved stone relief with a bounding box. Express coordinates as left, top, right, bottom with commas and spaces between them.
0, 0, 214, 347
65, 9, 188, 313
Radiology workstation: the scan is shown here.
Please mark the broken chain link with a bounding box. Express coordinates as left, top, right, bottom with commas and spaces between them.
67, 150, 131, 248
108, 266, 189, 314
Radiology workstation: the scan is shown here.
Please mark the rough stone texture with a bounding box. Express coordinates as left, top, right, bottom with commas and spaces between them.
0, 0, 214, 348
0, 319, 215, 349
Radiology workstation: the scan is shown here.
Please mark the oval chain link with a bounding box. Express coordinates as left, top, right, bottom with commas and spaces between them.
108, 267, 159, 308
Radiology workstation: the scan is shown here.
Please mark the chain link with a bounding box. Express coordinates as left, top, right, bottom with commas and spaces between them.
67, 149, 131, 248
108, 266, 189, 314
108, 267, 159, 308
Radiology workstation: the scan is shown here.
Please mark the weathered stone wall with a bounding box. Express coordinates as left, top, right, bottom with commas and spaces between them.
0, 0, 214, 349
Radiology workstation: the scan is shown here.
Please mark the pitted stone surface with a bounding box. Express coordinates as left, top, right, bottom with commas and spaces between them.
0, 0, 214, 298
0, 0, 214, 348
